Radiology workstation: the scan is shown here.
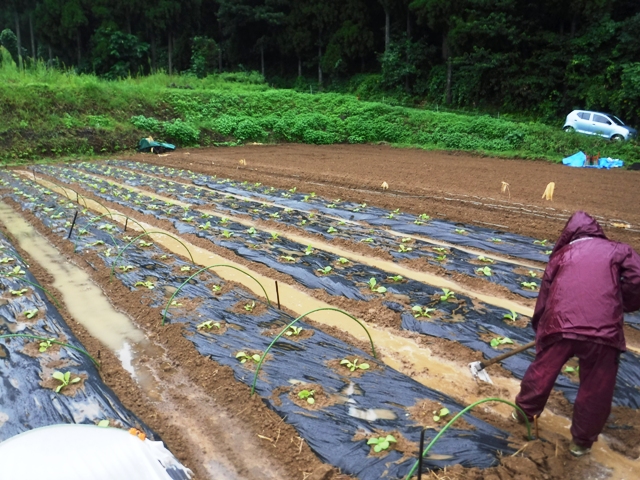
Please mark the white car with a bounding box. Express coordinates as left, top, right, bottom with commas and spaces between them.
563, 110, 637, 141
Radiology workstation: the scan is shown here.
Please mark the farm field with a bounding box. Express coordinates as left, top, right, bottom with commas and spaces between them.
1, 145, 640, 480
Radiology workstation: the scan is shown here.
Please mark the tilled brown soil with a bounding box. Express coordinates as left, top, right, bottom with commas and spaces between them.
130, 144, 640, 251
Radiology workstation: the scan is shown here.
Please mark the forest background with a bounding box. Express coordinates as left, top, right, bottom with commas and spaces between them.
1, 0, 640, 164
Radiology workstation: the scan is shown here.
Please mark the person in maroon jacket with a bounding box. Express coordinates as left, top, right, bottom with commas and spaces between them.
513, 211, 640, 457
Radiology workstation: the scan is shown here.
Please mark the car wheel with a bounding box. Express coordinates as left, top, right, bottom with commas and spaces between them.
563, 126, 575, 133
611, 134, 624, 142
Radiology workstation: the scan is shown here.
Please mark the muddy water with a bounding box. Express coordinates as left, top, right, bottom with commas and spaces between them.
0, 201, 288, 480
30, 177, 639, 478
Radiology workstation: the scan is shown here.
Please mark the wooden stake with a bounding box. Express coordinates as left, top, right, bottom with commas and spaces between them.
124, 217, 128, 232
275, 281, 281, 309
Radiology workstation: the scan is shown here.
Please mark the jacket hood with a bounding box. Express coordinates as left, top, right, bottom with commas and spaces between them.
551, 211, 607, 257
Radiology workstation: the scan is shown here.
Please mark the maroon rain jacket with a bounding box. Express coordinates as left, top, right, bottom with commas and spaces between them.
532, 211, 640, 352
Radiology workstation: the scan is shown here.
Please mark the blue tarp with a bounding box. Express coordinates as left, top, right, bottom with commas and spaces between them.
562, 151, 624, 169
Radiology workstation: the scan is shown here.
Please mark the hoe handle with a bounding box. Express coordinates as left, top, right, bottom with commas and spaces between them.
479, 340, 536, 370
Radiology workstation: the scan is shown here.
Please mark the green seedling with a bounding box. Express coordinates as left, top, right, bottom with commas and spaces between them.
119, 265, 135, 272
564, 366, 580, 375
52, 371, 81, 393
300, 219, 307, 226
327, 226, 337, 233
362, 238, 374, 243
455, 228, 466, 234
98, 224, 116, 232
432, 407, 450, 422
528, 270, 538, 278
297, 389, 315, 404
51, 212, 64, 219
24, 308, 39, 319
412, 306, 436, 318
367, 435, 397, 453
104, 248, 113, 257
282, 193, 291, 199
236, 351, 262, 363
281, 255, 296, 262
78, 228, 89, 236
123, 236, 133, 241
490, 336, 514, 348
180, 266, 191, 272
270, 232, 279, 240
289, 187, 297, 193
211, 285, 222, 293
317, 266, 332, 275
39, 339, 54, 352
338, 220, 346, 226
490, 237, 503, 243
476, 266, 493, 276
503, 310, 518, 321
435, 254, 447, 262
310, 192, 316, 198
286, 326, 303, 336
340, 358, 370, 372
308, 213, 316, 218
219, 217, 230, 225
398, 244, 413, 253
138, 240, 153, 247
433, 247, 447, 253
521, 281, 539, 290
88, 240, 105, 246
368, 278, 387, 294
134, 281, 155, 289
221, 230, 233, 239
170, 301, 183, 306
302, 195, 310, 202
198, 222, 212, 230
244, 301, 256, 312
440, 289, 455, 301
247, 227, 257, 235
201, 213, 213, 219
197, 321, 221, 330
337, 258, 350, 264
304, 245, 313, 255
401, 237, 412, 243
533, 239, 548, 246
388, 275, 404, 282
10, 288, 28, 296
160, 254, 168, 259
477, 255, 494, 263
544, 250, 553, 255
386, 212, 395, 219
270, 212, 281, 219
182, 216, 195, 222
414, 213, 430, 225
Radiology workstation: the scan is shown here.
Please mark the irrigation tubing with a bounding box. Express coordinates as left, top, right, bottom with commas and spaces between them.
405, 397, 532, 480
251, 306, 377, 395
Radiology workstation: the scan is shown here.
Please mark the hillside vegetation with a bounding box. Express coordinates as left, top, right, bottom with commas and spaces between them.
1, 58, 638, 166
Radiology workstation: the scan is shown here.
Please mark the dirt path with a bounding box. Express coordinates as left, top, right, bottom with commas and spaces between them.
130, 144, 640, 251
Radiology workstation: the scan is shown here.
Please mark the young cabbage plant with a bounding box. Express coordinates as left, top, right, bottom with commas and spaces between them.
270, 232, 279, 240
533, 239, 548, 246
564, 366, 580, 375
477, 255, 494, 263
544, 250, 553, 255
221, 230, 233, 239
340, 358, 370, 372
0, 257, 14, 264
490, 336, 514, 348
388, 275, 403, 282
412, 306, 436, 318
521, 281, 539, 290
440, 289, 455, 301
298, 389, 315, 404
327, 226, 337, 234
119, 265, 135, 272
367, 435, 397, 453
528, 270, 539, 278
317, 266, 332, 275
432, 407, 450, 422
211, 285, 222, 293
433, 247, 447, 253
270, 212, 281, 219
138, 240, 153, 247
236, 351, 262, 364
10, 288, 28, 296
489, 237, 503, 243
197, 321, 221, 330
398, 244, 413, 253
243, 301, 256, 312
198, 221, 212, 230
52, 371, 81, 393
503, 310, 518, 321
6, 266, 26, 277
134, 281, 155, 289
368, 278, 387, 293
476, 266, 492, 276
39, 339, 54, 352
247, 227, 257, 235
24, 308, 39, 319
180, 266, 191, 272
337, 257, 349, 264
281, 255, 296, 262
286, 326, 303, 336
304, 245, 313, 255
361, 238, 374, 243
219, 217, 230, 225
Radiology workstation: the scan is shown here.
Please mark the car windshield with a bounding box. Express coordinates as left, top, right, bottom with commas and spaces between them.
606, 114, 625, 126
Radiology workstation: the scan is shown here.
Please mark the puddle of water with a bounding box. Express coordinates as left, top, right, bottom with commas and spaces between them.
348, 407, 397, 421
32, 177, 639, 479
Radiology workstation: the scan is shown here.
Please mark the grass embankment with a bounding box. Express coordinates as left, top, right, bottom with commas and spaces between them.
1, 61, 638, 166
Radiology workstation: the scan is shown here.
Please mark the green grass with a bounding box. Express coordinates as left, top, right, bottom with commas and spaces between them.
1, 53, 638, 167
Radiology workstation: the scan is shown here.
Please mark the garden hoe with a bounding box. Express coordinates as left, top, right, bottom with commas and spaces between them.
469, 340, 536, 384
